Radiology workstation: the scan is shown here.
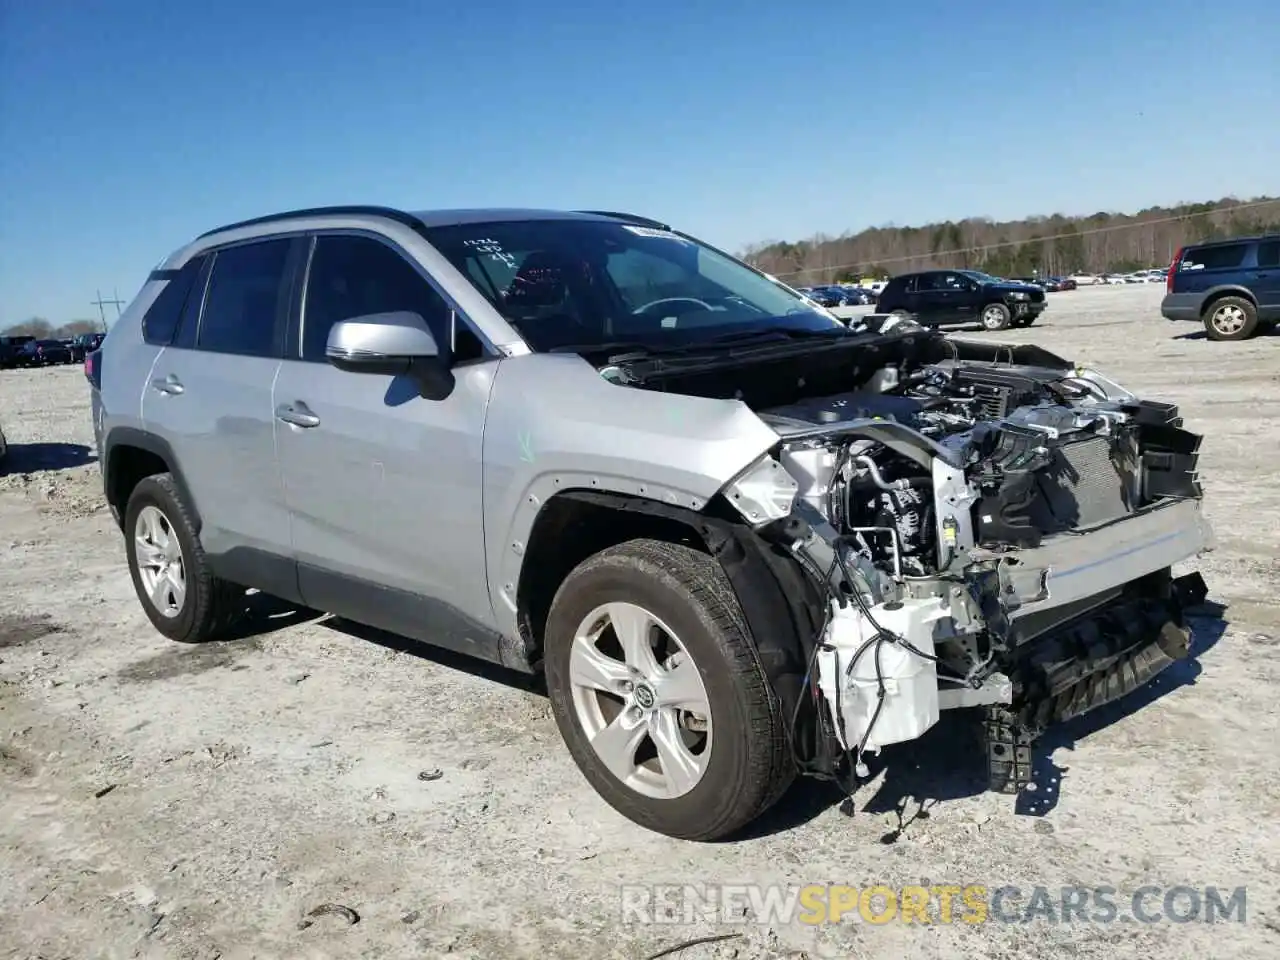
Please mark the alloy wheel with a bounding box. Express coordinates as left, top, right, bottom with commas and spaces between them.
134, 505, 186, 618
568, 601, 712, 799
1211, 303, 1247, 335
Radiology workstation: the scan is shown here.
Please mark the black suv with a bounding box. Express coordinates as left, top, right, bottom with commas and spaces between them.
1161, 235, 1280, 341
876, 269, 1046, 331
0, 334, 35, 368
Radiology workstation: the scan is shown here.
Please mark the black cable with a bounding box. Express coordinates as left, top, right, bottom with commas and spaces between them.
854, 634, 888, 761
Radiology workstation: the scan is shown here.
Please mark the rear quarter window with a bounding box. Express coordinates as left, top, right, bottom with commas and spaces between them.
141, 258, 204, 345
1180, 243, 1249, 271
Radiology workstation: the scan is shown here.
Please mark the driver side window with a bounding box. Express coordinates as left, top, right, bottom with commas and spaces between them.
301, 235, 484, 363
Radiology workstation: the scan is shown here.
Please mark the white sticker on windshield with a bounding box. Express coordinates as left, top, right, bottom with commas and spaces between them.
623, 225, 690, 243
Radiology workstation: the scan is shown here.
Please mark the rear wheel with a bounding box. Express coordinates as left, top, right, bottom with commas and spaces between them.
543, 539, 793, 841
981, 302, 1013, 330
124, 474, 243, 643
1203, 296, 1258, 341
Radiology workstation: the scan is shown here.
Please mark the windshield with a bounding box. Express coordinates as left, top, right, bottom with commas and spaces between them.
959, 270, 1002, 283
420, 218, 840, 352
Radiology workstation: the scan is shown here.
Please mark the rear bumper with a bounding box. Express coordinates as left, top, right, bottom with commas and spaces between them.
1161, 293, 1202, 322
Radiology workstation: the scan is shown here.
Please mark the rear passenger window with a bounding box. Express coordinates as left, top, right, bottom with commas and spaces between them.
1257, 241, 1280, 268
197, 239, 292, 357
141, 257, 203, 345
1181, 244, 1248, 271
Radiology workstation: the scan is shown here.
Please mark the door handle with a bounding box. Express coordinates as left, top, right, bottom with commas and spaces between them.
150, 375, 184, 395
276, 402, 320, 428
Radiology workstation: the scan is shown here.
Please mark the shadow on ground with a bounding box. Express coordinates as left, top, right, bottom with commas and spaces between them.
116, 592, 322, 683
1174, 325, 1279, 341
0, 442, 96, 475
739, 604, 1230, 839
322, 616, 544, 694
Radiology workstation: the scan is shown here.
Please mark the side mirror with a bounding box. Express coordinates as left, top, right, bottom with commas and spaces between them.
325, 311, 455, 399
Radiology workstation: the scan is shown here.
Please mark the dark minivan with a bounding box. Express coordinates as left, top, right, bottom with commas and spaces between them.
1161, 235, 1280, 341
876, 269, 1046, 331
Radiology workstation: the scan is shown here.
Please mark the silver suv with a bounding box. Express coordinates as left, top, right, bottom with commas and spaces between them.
89, 206, 1214, 840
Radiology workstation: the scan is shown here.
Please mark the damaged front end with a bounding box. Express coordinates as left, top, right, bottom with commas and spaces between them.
707, 331, 1215, 794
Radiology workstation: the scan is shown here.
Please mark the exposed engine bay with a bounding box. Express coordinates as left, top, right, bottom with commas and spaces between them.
600, 321, 1213, 794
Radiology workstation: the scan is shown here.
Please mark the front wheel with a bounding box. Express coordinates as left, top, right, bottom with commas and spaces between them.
980, 302, 1013, 330
543, 539, 793, 841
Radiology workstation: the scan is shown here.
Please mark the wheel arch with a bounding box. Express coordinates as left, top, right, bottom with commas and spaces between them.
102, 427, 200, 533
512, 489, 822, 727
1200, 285, 1258, 315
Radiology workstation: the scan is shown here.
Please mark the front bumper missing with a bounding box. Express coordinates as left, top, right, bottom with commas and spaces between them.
985, 570, 1209, 794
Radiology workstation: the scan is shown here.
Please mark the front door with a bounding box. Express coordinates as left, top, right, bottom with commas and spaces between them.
272, 231, 500, 658
913, 272, 964, 324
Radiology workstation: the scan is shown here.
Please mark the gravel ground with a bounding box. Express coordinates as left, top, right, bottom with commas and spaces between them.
1, 284, 1278, 960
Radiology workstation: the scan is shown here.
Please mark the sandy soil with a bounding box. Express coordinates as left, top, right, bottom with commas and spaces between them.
2, 285, 1278, 960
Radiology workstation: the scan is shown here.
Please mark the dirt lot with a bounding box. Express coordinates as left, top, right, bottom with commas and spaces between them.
2, 285, 1278, 960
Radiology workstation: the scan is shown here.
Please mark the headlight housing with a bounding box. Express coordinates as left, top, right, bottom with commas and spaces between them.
1008, 291, 1029, 301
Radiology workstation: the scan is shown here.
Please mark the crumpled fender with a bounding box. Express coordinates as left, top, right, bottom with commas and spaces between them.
480, 352, 779, 638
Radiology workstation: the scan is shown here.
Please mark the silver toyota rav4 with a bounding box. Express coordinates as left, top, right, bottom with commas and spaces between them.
88, 206, 1213, 840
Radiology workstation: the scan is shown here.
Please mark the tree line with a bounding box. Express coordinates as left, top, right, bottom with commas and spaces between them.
2, 318, 105, 339
740, 195, 1280, 285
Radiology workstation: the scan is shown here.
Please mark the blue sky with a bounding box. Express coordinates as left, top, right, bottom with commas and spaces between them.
1, 0, 1276, 325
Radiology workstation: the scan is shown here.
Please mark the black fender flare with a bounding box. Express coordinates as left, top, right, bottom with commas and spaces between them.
101, 427, 202, 532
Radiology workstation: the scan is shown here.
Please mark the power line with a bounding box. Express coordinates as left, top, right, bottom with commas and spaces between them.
92, 289, 125, 330
760, 197, 1280, 278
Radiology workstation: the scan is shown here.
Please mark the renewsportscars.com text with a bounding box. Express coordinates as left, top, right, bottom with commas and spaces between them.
620, 884, 1248, 926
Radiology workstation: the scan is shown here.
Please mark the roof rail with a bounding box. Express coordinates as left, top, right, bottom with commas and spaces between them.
577, 210, 671, 230
197, 205, 425, 239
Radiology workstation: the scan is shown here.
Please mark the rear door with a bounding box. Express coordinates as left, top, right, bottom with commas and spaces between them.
140, 236, 302, 596
1253, 240, 1280, 316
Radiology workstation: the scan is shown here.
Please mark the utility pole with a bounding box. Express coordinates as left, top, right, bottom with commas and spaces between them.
92, 289, 125, 331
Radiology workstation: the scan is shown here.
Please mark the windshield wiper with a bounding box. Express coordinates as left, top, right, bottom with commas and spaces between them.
547, 341, 690, 358
700, 325, 854, 345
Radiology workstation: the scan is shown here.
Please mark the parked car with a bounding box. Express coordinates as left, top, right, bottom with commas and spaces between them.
69, 332, 106, 363
1069, 273, 1101, 286
0, 334, 36, 368
90, 204, 1212, 840
876, 269, 1047, 330
16, 338, 74, 366
1049, 276, 1077, 291
1161, 234, 1280, 340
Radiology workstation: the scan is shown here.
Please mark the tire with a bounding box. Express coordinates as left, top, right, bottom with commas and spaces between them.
980, 302, 1013, 330
124, 473, 243, 643
543, 539, 793, 841
889, 309, 910, 318
1202, 296, 1258, 341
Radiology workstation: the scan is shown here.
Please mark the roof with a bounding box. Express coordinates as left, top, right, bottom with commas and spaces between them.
198, 205, 664, 240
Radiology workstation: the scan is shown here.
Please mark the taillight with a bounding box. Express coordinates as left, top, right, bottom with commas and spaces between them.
84, 349, 102, 390
1167, 248, 1182, 293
